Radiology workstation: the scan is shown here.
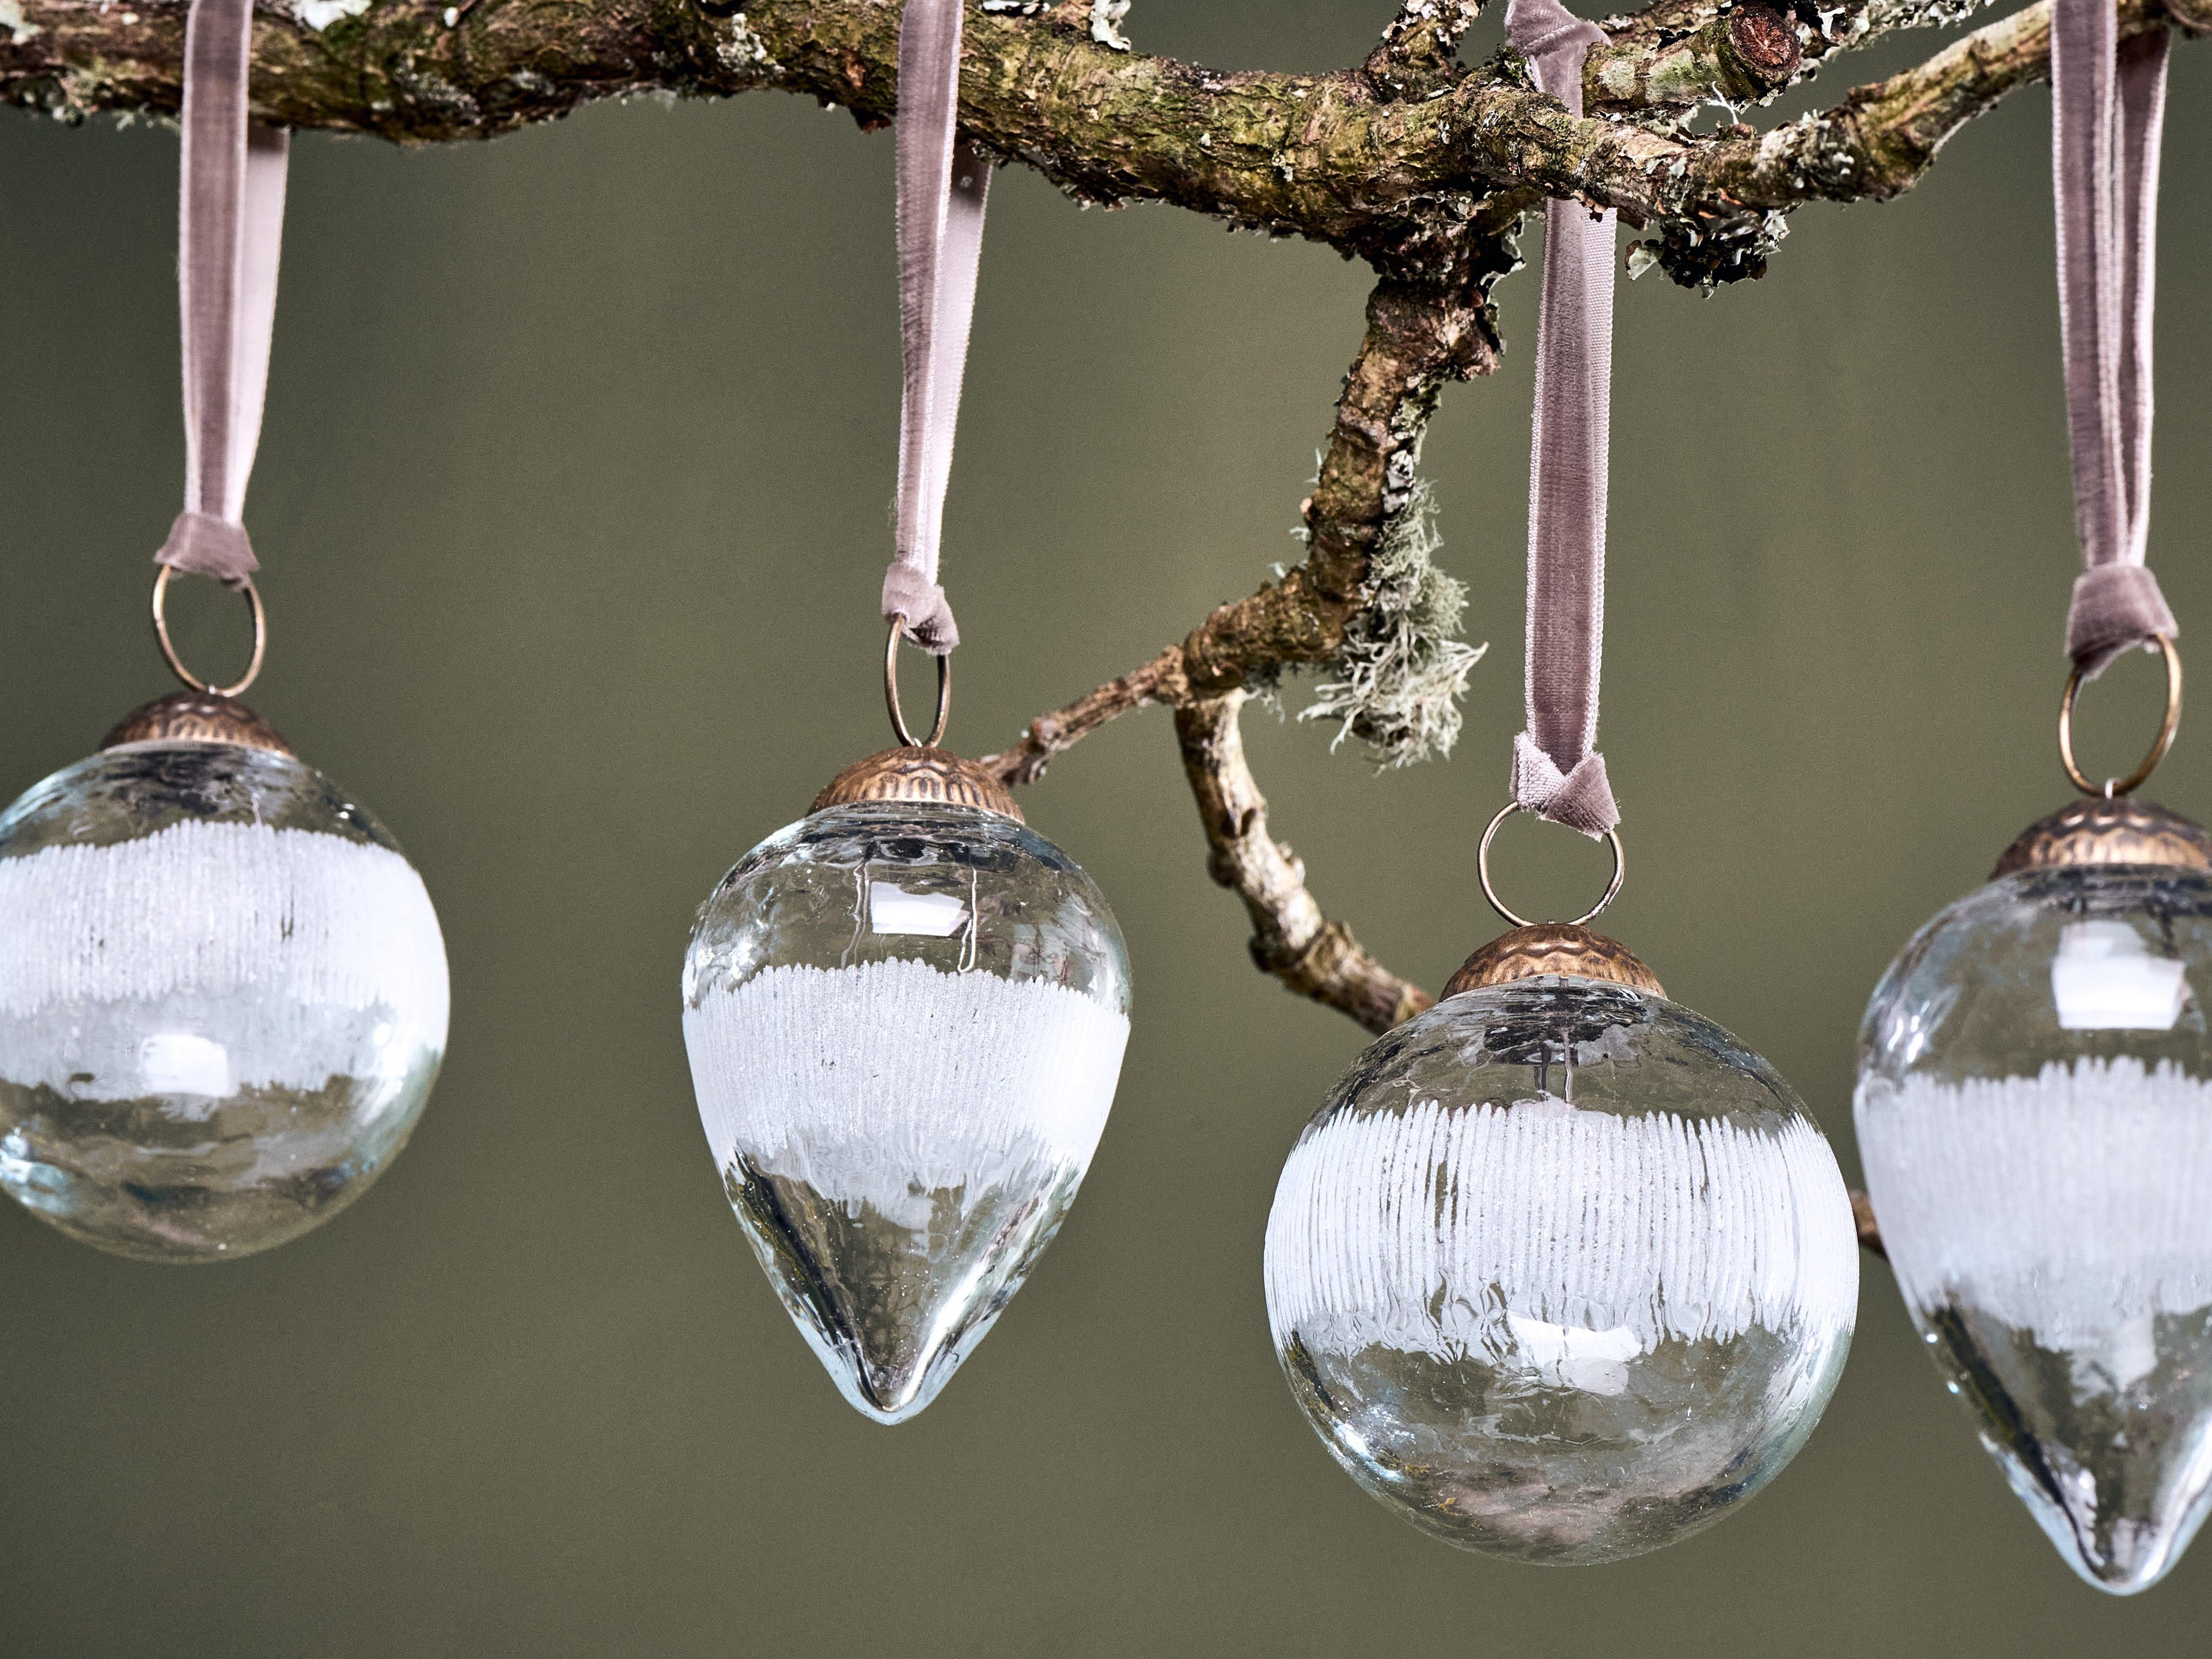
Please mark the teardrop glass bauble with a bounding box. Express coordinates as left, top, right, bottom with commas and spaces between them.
0, 738, 449, 1262
1858, 854, 2212, 1594
1266, 976, 1857, 1562
683, 800, 1130, 1424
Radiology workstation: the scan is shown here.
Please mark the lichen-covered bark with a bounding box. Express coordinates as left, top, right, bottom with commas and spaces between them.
1184, 270, 1506, 688
4, 0, 1536, 276
1586, 0, 1801, 114
1695, 0, 2190, 208
1364, 0, 1482, 101
5, 0, 2199, 283
991, 261, 1506, 778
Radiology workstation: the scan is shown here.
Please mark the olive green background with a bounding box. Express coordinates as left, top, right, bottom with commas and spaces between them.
1, 5, 2208, 1654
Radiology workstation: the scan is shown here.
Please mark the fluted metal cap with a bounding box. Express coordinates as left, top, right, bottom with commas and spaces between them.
101, 691, 293, 756
1442, 923, 1665, 999
1991, 796, 2212, 880
812, 747, 1023, 821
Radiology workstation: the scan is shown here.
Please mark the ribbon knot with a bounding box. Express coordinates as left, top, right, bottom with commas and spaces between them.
882, 566, 957, 650
157, 510, 259, 590
2067, 563, 2176, 679
1511, 736, 1618, 839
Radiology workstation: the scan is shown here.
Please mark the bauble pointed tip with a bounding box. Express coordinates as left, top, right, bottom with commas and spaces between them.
2043, 1502, 2206, 1597
838, 1354, 949, 1426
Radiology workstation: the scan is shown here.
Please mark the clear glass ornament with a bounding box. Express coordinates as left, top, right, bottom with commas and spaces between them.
0, 733, 449, 1262
1857, 817, 2212, 1594
1266, 967, 1858, 1563
683, 794, 1131, 1425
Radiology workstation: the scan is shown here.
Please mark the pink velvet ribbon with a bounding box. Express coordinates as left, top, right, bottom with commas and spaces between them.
881, 0, 991, 656
2053, 0, 2173, 679
154, 0, 287, 592
1505, 0, 1620, 838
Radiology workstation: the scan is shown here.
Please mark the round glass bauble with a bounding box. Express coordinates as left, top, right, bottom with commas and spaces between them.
0, 738, 449, 1262
1858, 854, 2212, 1593
1266, 974, 1858, 1563
683, 800, 1131, 1425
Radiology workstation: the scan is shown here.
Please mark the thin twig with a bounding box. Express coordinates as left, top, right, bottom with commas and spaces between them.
983, 646, 1185, 787
1176, 690, 1434, 1035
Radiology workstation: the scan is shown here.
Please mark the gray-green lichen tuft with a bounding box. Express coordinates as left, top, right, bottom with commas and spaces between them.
1630, 203, 1789, 290
1299, 479, 1484, 768
1090, 1, 1132, 51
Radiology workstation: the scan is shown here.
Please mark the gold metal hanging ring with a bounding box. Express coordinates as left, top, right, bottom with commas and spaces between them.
885, 612, 952, 749
2059, 632, 2181, 798
151, 565, 266, 699
1478, 801, 1626, 930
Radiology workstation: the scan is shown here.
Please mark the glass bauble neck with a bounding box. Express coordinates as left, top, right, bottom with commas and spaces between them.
1444, 922, 1665, 998
812, 746, 1022, 821
101, 690, 292, 757
1993, 796, 2212, 880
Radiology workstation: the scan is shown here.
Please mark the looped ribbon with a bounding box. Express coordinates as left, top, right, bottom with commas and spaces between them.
1504, 0, 1619, 839
2054, 0, 2173, 680
881, 0, 991, 656
153, 0, 288, 593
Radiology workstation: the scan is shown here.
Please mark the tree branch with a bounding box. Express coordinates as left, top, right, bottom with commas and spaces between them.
1682, 0, 2201, 209
1177, 690, 1432, 1035
1586, 0, 1802, 115
988, 263, 1502, 788
1366, 0, 1483, 101
987, 266, 1493, 1020
1185, 270, 1504, 687
1588, 0, 2051, 112
6, 0, 2199, 289
987, 645, 1185, 787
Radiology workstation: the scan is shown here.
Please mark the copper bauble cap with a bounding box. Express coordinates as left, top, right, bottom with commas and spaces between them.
1442, 923, 1665, 999
100, 690, 293, 757
1990, 796, 2212, 879
812, 747, 1023, 821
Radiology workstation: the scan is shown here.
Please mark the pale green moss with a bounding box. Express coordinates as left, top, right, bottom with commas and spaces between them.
1298, 479, 1484, 768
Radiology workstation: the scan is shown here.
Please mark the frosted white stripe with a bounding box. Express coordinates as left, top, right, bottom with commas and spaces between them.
0, 821, 448, 1095
683, 957, 1130, 1218
1265, 1096, 1857, 1361
1858, 1059, 2212, 1343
